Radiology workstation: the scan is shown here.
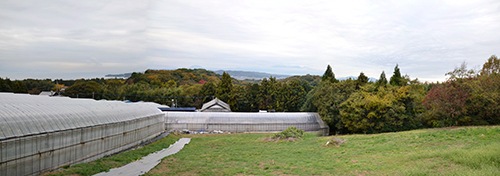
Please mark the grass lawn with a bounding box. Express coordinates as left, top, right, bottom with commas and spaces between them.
146, 126, 500, 176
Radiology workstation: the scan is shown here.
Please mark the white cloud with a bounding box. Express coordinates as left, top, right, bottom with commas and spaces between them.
0, 0, 499, 82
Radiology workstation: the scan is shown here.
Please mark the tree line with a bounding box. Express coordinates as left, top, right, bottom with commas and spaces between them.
2, 55, 499, 134
314, 55, 500, 134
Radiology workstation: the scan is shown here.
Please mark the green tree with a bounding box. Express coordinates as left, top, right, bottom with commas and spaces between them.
127, 72, 150, 84
228, 85, 247, 112
355, 72, 369, 89
322, 65, 338, 83
216, 72, 233, 102
179, 84, 203, 108
64, 81, 101, 98
276, 82, 291, 112
11, 81, 28, 93
0, 77, 13, 92
376, 71, 388, 86
300, 87, 317, 112
289, 80, 306, 112
340, 84, 408, 133
245, 83, 260, 112
390, 64, 404, 86
313, 79, 356, 134
200, 81, 216, 103
23, 79, 54, 91
258, 77, 278, 110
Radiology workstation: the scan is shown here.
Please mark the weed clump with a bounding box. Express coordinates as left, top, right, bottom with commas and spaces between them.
268, 127, 304, 141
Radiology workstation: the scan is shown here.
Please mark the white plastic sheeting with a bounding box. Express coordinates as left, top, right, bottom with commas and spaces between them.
165, 112, 329, 136
94, 138, 191, 176
0, 93, 165, 176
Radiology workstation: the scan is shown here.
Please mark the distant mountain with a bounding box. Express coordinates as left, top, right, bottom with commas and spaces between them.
105, 73, 133, 78
338, 76, 378, 82
105, 70, 377, 82
214, 70, 291, 80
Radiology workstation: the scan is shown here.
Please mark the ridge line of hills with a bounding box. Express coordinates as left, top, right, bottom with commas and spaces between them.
105, 69, 376, 82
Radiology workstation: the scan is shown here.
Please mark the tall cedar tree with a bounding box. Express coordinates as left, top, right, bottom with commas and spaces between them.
258, 77, 278, 110
245, 83, 260, 112
376, 71, 388, 86
355, 72, 368, 89
390, 64, 404, 86
216, 72, 233, 102
322, 65, 338, 83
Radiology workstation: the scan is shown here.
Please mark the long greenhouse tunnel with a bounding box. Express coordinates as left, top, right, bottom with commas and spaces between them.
0, 93, 165, 176
165, 112, 329, 136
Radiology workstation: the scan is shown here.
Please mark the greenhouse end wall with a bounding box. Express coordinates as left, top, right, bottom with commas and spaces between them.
0, 93, 165, 176
165, 112, 329, 136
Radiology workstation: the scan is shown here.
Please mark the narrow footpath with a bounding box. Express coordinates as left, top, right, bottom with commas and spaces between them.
94, 138, 191, 176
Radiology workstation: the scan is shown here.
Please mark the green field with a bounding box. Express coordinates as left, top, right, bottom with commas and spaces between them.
147, 126, 500, 176
48, 126, 500, 175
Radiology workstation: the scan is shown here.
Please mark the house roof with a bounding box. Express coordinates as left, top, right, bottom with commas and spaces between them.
200, 98, 231, 112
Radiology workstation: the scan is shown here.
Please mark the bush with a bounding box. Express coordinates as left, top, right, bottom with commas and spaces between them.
272, 127, 304, 139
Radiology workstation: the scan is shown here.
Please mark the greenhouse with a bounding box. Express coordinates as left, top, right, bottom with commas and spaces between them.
0, 93, 165, 176
165, 112, 329, 136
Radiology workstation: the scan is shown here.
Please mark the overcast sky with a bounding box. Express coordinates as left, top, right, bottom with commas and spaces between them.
1, 0, 499, 82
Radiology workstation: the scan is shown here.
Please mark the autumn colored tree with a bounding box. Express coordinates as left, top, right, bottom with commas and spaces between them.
480, 55, 500, 76
422, 81, 471, 127
445, 62, 476, 81
340, 83, 425, 134
340, 85, 405, 133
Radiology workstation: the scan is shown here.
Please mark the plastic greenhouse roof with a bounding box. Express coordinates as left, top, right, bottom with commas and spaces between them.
165, 112, 327, 126
0, 93, 163, 140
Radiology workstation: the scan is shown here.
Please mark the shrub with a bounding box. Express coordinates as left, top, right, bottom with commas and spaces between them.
272, 127, 304, 139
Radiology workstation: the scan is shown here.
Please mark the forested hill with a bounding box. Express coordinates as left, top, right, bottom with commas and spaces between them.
281, 74, 322, 87
214, 70, 291, 80
127, 68, 250, 86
